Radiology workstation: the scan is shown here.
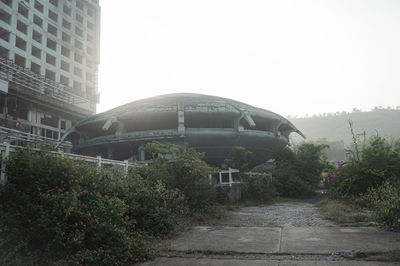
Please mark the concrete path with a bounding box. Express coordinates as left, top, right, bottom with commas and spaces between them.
140, 199, 400, 265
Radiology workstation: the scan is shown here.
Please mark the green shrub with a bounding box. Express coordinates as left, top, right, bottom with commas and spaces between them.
241, 173, 276, 202
0, 149, 148, 265
367, 182, 400, 229
111, 173, 188, 237
272, 143, 328, 197
139, 142, 218, 216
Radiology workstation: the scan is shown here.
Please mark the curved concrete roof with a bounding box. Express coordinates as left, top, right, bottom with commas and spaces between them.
60, 93, 305, 166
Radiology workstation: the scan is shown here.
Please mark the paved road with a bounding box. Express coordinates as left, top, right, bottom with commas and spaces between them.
140, 198, 400, 265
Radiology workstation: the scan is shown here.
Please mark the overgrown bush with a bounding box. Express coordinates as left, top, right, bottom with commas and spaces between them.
241, 173, 276, 202
138, 142, 218, 216
367, 182, 400, 229
272, 143, 329, 197
328, 135, 400, 197
0, 148, 150, 265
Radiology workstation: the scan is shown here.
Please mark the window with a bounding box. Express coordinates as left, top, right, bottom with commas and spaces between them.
17, 21, 28, 34
0, 9, 11, 24
63, 5, 71, 16
32, 30, 42, 43
31, 45, 41, 59
46, 38, 57, 51
75, 26, 83, 37
75, 39, 83, 50
87, 8, 94, 18
34, 0, 43, 13
76, 1, 83, 10
61, 60, 69, 72
0, 0, 12, 8
86, 72, 93, 82
45, 69, 55, 81
33, 15, 43, 27
18, 4, 29, 18
48, 10, 58, 23
47, 24, 57, 37
0, 27, 9, 42
60, 75, 69, 86
87, 46, 94, 55
74, 53, 82, 64
73, 81, 81, 90
49, 0, 58, 7
31, 62, 41, 75
62, 32, 70, 43
87, 21, 94, 30
15, 36, 27, 51
87, 34, 94, 42
61, 46, 70, 57
46, 54, 56, 66
86, 59, 94, 68
76, 13, 83, 24
0, 46, 8, 58
62, 19, 71, 30
14, 54, 26, 68
74, 67, 82, 77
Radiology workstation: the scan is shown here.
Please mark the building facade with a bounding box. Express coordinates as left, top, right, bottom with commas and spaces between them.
0, 0, 100, 141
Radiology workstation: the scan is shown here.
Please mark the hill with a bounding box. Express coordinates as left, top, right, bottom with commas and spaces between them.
288, 108, 400, 161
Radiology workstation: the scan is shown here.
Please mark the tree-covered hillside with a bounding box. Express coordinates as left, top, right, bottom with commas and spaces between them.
288, 108, 400, 161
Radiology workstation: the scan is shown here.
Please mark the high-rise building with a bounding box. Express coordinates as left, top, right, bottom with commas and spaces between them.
0, 0, 100, 142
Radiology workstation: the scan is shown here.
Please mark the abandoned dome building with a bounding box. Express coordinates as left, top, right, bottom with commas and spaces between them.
62, 93, 305, 167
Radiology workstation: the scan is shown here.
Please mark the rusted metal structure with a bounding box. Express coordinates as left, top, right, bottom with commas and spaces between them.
61, 93, 305, 167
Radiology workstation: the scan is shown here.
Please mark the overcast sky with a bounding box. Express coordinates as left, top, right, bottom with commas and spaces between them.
97, 0, 400, 117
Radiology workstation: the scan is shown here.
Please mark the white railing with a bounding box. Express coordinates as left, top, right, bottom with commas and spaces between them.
0, 126, 72, 149
209, 168, 240, 187
0, 143, 141, 184
0, 58, 92, 109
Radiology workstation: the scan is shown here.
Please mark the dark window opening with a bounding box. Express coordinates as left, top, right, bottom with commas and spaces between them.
0, 46, 8, 58
75, 26, 83, 37
60, 120, 66, 130
31, 62, 41, 75
34, 0, 44, 12
75, 39, 83, 50
1, 0, 12, 8
46, 53, 56, 66
33, 15, 43, 27
17, 21, 28, 34
41, 114, 58, 128
49, 0, 58, 7
45, 69, 55, 81
61, 46, 70, 57
184, 113, 234, 128
0, 9, 11, 24
124, 112, 179, 132
62, 32, 70, 43
48, 10, 58, 23
15, 36, 27, 51
47, 24, 57, 37
14, 54, 26, 68
76, 1, 83, 10
31, 45, 41, 58
60, 75, 69, 86
47, 38, 57, 51
74, 53, 82, 64
61, 60, 69, 72
62, 19, 71, 30
0, 27, 9, 42
32, 30, 42, 43
76, 13, 83, 24
18, 4, 29, 18
63, 5, 71, 16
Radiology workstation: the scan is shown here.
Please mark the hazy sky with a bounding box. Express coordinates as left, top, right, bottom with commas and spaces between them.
98, 0, 400, 117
